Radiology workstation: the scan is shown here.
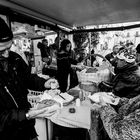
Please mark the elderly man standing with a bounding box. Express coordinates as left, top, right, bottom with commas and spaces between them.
0, 17, 57, 140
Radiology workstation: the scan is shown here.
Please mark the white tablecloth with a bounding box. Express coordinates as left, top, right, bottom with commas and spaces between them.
49, 100, 92, 129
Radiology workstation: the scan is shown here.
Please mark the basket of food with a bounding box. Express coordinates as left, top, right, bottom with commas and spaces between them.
76, 54, 114, 92
79, 82, 99, 93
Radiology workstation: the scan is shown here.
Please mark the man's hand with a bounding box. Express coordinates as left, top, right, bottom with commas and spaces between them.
91, 103, 102, 111
35, 110, 57, 118
29, 104, 58, 119
99, 95, 108, 106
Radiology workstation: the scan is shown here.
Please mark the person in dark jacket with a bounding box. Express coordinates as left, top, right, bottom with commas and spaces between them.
135, 43, 140, 65
37, 38, 52, 65
111, 48, 140, 99
100, 47, 140, 99
42, 37, 60, 77
55, 41, 88, 140
0, 17, 57, 140
57, 39, 78, 92
105, 44, 120, 68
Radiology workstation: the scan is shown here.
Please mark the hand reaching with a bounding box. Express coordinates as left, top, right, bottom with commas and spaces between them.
35, 110, 57, 118
91, 103, 102, 111
28, 103, 59, 119
44, 78, 59, 89
91, 95, 107, 111
27, 107, 48, 119
99, 95, 108, 106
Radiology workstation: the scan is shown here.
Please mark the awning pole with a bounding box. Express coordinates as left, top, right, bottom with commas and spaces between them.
88, 32, 91, 66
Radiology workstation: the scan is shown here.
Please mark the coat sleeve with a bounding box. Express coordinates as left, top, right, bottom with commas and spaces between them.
113, 73, 140, 98
117, 97, 129, 109
99, 105, 140, 140
0, 108, 29, 130
69, 57, 78, 65
0, 107, 36, 138
0, 92, 34, 133
0, 84, 36, 138
119, 94, 140, 116
99, 105, 123, 139
15, 54, 46, 91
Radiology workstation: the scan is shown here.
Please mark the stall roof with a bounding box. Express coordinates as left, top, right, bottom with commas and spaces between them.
1, 0, 140, 31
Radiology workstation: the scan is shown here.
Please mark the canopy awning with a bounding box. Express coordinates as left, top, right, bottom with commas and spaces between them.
1, 0, 140, 31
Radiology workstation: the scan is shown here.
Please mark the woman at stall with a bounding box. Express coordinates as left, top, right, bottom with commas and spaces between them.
54, 39, 88, 140
57, 39, 78, 92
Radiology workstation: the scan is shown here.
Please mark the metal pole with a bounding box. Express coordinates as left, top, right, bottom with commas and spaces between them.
88, 32, 91, 66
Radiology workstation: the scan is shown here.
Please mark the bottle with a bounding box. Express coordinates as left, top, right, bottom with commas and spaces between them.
76, 98, 80, 107
79, 90, 84, 101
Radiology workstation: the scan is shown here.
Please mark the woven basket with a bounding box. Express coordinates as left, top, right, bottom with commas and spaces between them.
28, 90, 44, 107
77, 54, 114, 84
79, 82, 99, 92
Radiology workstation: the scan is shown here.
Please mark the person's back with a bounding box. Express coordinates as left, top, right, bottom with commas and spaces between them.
37, 39, 51, 65
136, 43, 140, 65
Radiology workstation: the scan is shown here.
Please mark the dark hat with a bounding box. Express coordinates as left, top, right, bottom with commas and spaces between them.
0, 17, 13, 43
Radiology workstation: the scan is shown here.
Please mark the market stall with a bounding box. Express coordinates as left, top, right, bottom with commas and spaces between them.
1, 1, 140, 140
28, 83, 119, 140
27, 56, 116, 140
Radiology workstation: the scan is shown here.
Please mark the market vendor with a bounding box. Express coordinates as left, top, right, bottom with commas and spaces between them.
112, 48, 140, 98
0, 17, 58, 140
100, 47, 140, 99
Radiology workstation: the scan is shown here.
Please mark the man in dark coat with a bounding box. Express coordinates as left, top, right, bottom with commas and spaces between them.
0, 17, 57, 140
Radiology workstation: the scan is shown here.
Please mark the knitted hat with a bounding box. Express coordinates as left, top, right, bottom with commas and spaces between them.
117, 49, 136, 63
0, 17, 13, 43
